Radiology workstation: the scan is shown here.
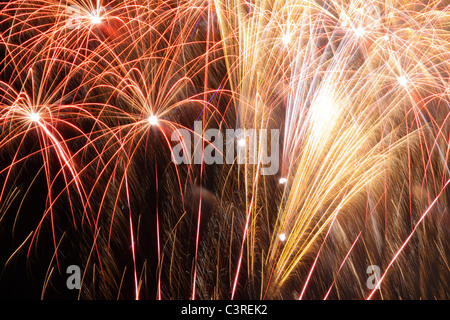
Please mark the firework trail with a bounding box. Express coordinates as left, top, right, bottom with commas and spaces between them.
0, 0, 449, 300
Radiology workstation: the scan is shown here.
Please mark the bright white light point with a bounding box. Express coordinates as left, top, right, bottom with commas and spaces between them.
397, 76, 408, 87
90, 15, 102, 24
238, 138, 246, 147
355, 27, 365, 37
29, 112, 40, 122
282, 33, 292, 45
90, 9, 102, 24
383, 35, 390, 41
279, 177, 287, 184
148, 115, 158, 125
279, 233, 287, 242
340, 13, 349, 27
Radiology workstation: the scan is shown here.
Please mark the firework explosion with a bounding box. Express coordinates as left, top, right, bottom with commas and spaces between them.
0, 0, 449, 300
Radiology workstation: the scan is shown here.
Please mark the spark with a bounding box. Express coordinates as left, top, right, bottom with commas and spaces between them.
148, 115, 158, 126
397, 76, 408, 87
282, 33, 292, 45
90, 9, 102, 24
355, 27, 365, 37
340, 11, 349, 27
91, 15, 102, 24
29, 112, 40, 123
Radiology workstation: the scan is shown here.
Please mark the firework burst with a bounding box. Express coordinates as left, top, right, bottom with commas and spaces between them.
0, 0, 449, 300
